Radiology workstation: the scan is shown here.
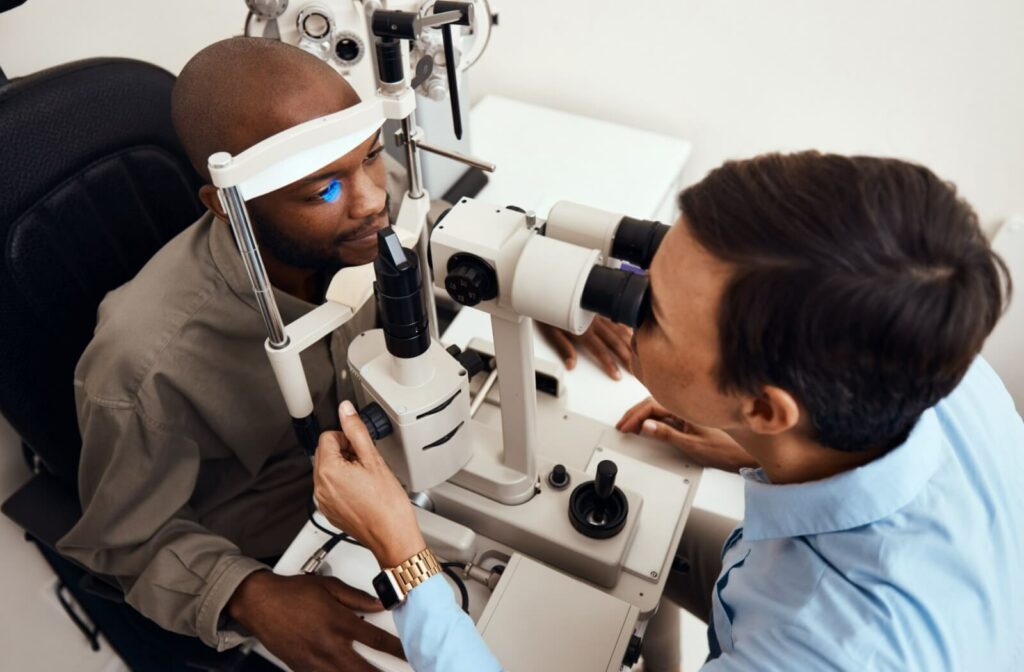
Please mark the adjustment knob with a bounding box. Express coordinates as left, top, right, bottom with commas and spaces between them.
444, 254, 498, 307
622, 635, 643, 668
358, 402, 393, 441
445, 344, 486, 378
568, 459, 628, 539
335, 36, 361, 62
548, 464, 570, 489
594, 460, 618, 501
457, 350, 486, 378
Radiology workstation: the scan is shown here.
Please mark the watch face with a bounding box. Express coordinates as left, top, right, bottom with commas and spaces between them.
373, 571, 402, 610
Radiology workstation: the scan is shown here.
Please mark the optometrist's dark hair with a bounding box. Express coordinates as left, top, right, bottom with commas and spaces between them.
679, 152, 1012, 453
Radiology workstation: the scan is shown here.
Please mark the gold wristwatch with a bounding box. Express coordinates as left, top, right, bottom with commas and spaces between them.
372, 547, 442, 610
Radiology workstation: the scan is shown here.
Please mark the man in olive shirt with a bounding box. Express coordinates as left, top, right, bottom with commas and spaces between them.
57, 38, 404, 670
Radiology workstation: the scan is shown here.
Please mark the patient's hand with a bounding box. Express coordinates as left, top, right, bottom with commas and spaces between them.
314, 401, 426, 567
617, 397, 758, 472
227, 570, 404, 671
539, 316, 633, 380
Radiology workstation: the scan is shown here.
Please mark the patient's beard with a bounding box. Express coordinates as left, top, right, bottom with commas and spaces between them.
251, 195, 392, 276
251, 217, 345, 276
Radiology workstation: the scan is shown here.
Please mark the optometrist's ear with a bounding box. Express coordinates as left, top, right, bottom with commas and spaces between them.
199, 184, 228, 221
741, 385, 802, 436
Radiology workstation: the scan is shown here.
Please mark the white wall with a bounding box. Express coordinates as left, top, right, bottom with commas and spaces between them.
4, 0, 1019, 229
2, 0, 1021, 230
469, 0, 1024, 232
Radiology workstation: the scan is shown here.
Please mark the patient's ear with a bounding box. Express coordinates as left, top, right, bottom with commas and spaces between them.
741, 385, 801, 435
198, 184, 227, 221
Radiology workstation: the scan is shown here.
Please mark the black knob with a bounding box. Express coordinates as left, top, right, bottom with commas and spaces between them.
548, 464, 570, 489
594, 460, 617, 501
444, 254, 498, 307
358, 402, 393, 441
622, 634, 643, 668
568, 459, 628, 539
335, 37, 361, 61
457, 350, 485, 378
445, 344, 486, 378
446, 265, 487, 305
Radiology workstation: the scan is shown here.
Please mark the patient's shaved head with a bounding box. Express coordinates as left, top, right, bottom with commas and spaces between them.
172, 37, 361, 180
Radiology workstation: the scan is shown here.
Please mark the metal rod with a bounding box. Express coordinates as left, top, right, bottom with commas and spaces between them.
400, 115, 424, 199
470, 367, 499, 418
417, 220, 440, 340
399, 114, 438, 338
414, 139, 496, 172
219, 186, 289, 348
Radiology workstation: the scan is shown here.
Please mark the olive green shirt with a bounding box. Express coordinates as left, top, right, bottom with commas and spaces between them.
57, 211, 376, 650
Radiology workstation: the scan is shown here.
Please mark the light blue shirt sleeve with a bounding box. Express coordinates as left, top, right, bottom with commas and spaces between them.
393, 573, 503, 672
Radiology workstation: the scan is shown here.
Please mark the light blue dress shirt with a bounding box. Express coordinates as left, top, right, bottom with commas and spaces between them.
705, 357, 1024, 671
394, 573, 503, 672
392, 357, 1024, 671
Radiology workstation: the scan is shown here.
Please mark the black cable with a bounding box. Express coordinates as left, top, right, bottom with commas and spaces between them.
441, 562, 470, 613
307, 498, 339, 537
307, 499, 362, 548
321, 534, 345, 554
306, 501, 466, 612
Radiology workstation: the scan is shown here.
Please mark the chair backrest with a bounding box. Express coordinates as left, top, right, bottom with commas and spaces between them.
0, 58, 203, 490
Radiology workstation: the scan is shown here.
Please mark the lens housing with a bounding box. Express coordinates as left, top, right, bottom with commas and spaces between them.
611, 217, 670, 270
581, 266, 650, 328
375, 229, 430, 358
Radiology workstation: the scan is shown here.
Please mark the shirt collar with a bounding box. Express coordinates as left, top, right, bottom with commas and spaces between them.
741, 408, 953, 541
206, 210, 318, 321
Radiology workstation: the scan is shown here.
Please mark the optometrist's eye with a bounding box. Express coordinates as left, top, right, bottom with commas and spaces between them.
318, 179, 342, 203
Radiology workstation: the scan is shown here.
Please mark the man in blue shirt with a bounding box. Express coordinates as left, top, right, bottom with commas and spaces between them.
313, 152, 1022, 671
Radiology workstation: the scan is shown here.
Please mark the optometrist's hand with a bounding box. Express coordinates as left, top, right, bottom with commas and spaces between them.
617, 396, 758, 472
539, 316, 634, 380
226, 570, 404, 672
313, 401, 426, 568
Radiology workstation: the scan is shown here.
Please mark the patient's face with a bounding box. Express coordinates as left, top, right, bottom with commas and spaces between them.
632, 219, 743, 430
246, 129, 389, 272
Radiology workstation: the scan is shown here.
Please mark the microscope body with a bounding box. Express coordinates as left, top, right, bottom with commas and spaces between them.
347, 334, 472, 492
345, 198, 684, 588
335, 200, 695, 671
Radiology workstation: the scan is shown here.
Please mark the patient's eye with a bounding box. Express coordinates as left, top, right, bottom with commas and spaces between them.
365, 144, 384, 164
317, 179, 342, 203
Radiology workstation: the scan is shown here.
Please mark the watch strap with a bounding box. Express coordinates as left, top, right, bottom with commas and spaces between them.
386, 547, 442, 596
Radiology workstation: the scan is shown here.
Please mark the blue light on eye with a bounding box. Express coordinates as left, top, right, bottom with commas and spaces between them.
319, 179, 342, 203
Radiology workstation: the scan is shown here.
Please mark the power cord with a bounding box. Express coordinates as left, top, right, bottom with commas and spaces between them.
303, 501, 474, 614
303, 500, 363, 574
440, 562, 471, 613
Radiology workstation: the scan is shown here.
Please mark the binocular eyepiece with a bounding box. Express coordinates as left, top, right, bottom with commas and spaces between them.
581, 265, 650, 329
611, 216, 670, 271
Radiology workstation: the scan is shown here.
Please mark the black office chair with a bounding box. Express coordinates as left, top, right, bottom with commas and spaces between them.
0, 56, 273, 671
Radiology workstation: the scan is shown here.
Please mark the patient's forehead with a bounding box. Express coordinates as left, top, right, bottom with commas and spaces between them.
225, 75, 359, 154
173, 36, 361, 173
